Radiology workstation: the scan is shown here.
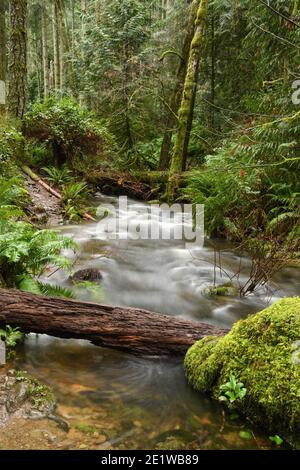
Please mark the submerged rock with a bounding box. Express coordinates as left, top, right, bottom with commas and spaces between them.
184, 298, 300, 446
71, 268, 102, 283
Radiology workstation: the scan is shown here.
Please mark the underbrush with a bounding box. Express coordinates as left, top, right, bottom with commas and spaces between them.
185, 114, 300, 295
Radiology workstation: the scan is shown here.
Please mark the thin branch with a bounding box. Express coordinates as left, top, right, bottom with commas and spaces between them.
252, 20, 300, 50
159, 49, 184, 62
256, 0, 300, 28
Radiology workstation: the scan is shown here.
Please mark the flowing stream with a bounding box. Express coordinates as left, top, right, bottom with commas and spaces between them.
11, 194, 300, 450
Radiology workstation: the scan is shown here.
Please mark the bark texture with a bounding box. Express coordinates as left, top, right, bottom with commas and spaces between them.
0, 289, 228, 356
42, 7, 49, 98
7, 0, 27, 119
0, 1, 6, 116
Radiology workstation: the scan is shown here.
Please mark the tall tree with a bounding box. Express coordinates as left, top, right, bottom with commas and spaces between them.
0, 0, 6, 117
158, 0, 200, 170
52, 0, 60, 92
56, 0, 73, 92
41, 5, 49, 97
167, 0, 208, 201
7, 0, 27, 119
95, 0, 101, 25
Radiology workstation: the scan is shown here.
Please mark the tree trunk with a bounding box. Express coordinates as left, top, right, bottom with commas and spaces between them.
0, 0, 6, 117
42, 7, 49, 98
167, 0, 208, 202
0, 289, 227, 356
56, 0, 73, 91
52, 0, 60, 92
7, 0, 27, 120
95, 0, 101, 25
81, 0, 87, 36
59, 16, 64, 91
158, 0, 200, 171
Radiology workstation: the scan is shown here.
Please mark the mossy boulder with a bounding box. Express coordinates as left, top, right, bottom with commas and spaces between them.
184, 298, 300, 445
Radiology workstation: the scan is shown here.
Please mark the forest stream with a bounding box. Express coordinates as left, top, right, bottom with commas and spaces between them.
1, 193, 297, 450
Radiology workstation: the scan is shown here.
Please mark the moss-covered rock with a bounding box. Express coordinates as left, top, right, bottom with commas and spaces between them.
184, 298, 300, 445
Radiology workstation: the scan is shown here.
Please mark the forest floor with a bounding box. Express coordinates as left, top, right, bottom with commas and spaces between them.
24, 172, 63, 227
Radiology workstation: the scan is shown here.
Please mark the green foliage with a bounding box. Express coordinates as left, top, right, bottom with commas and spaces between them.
42, 165, 72, 186
61, 182, 89, 206
72, 280, 103, 303
24, 98, 117, 167
0, 125, 25, 177
185, 109, 300, 293
60, 182, 90, 222
269, 435, 283, 446
15, 370, 28, 382
0, 176, 77, 288
28, 143, 52, 167
0, 326, 23, 349
0, 222, 76, 285
0, 176, 27, 221
239, 430, 252, 441
219, 373, 247, 404
18, 276, 75, 299
116, 138, 162, 170
24, 375, 54, 409
74, 423, 98, 434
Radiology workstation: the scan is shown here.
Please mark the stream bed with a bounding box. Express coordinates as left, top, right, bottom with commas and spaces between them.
7, 194, 300, 450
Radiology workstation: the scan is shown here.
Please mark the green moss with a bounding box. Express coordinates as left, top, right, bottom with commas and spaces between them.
74, 423, 98, 434
184, 298, 300, 444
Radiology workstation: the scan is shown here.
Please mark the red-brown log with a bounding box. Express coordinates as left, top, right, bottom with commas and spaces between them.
0, 289, 228, 355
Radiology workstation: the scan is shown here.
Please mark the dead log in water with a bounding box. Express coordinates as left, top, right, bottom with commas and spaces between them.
0, 289, 228, 356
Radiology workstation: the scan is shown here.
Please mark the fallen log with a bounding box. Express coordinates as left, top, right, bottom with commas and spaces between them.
87, 170, 153, 200
0, 289, 228, 356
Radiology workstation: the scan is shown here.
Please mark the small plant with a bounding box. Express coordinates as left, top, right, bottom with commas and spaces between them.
19, 276, 76, 299
15, 370, 28, 382
61, 182, 89, 205
219, 373, 247, 404
61, 201, 83, 222
239, 430, 253, 440
0, 326, 23, 348
269, 435, 283, 446
42, 165, 72, 187
28, 381, 54, 409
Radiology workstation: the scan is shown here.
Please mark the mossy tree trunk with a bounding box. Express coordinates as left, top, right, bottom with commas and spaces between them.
0, 1, 6, 117
158, 0, 200, 171
7, 0, 27, 120
167, 0, 208, 202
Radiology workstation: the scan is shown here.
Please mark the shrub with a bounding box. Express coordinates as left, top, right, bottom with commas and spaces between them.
0, 124, 25, 177
0, 176, 77, 289
185, 114, 300, 294
24, 97, 118, 168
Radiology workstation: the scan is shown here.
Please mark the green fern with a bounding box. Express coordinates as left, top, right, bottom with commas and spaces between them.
42, 165, 72, 187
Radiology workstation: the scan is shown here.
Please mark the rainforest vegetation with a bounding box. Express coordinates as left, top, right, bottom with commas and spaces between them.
0, 0, 299, 453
